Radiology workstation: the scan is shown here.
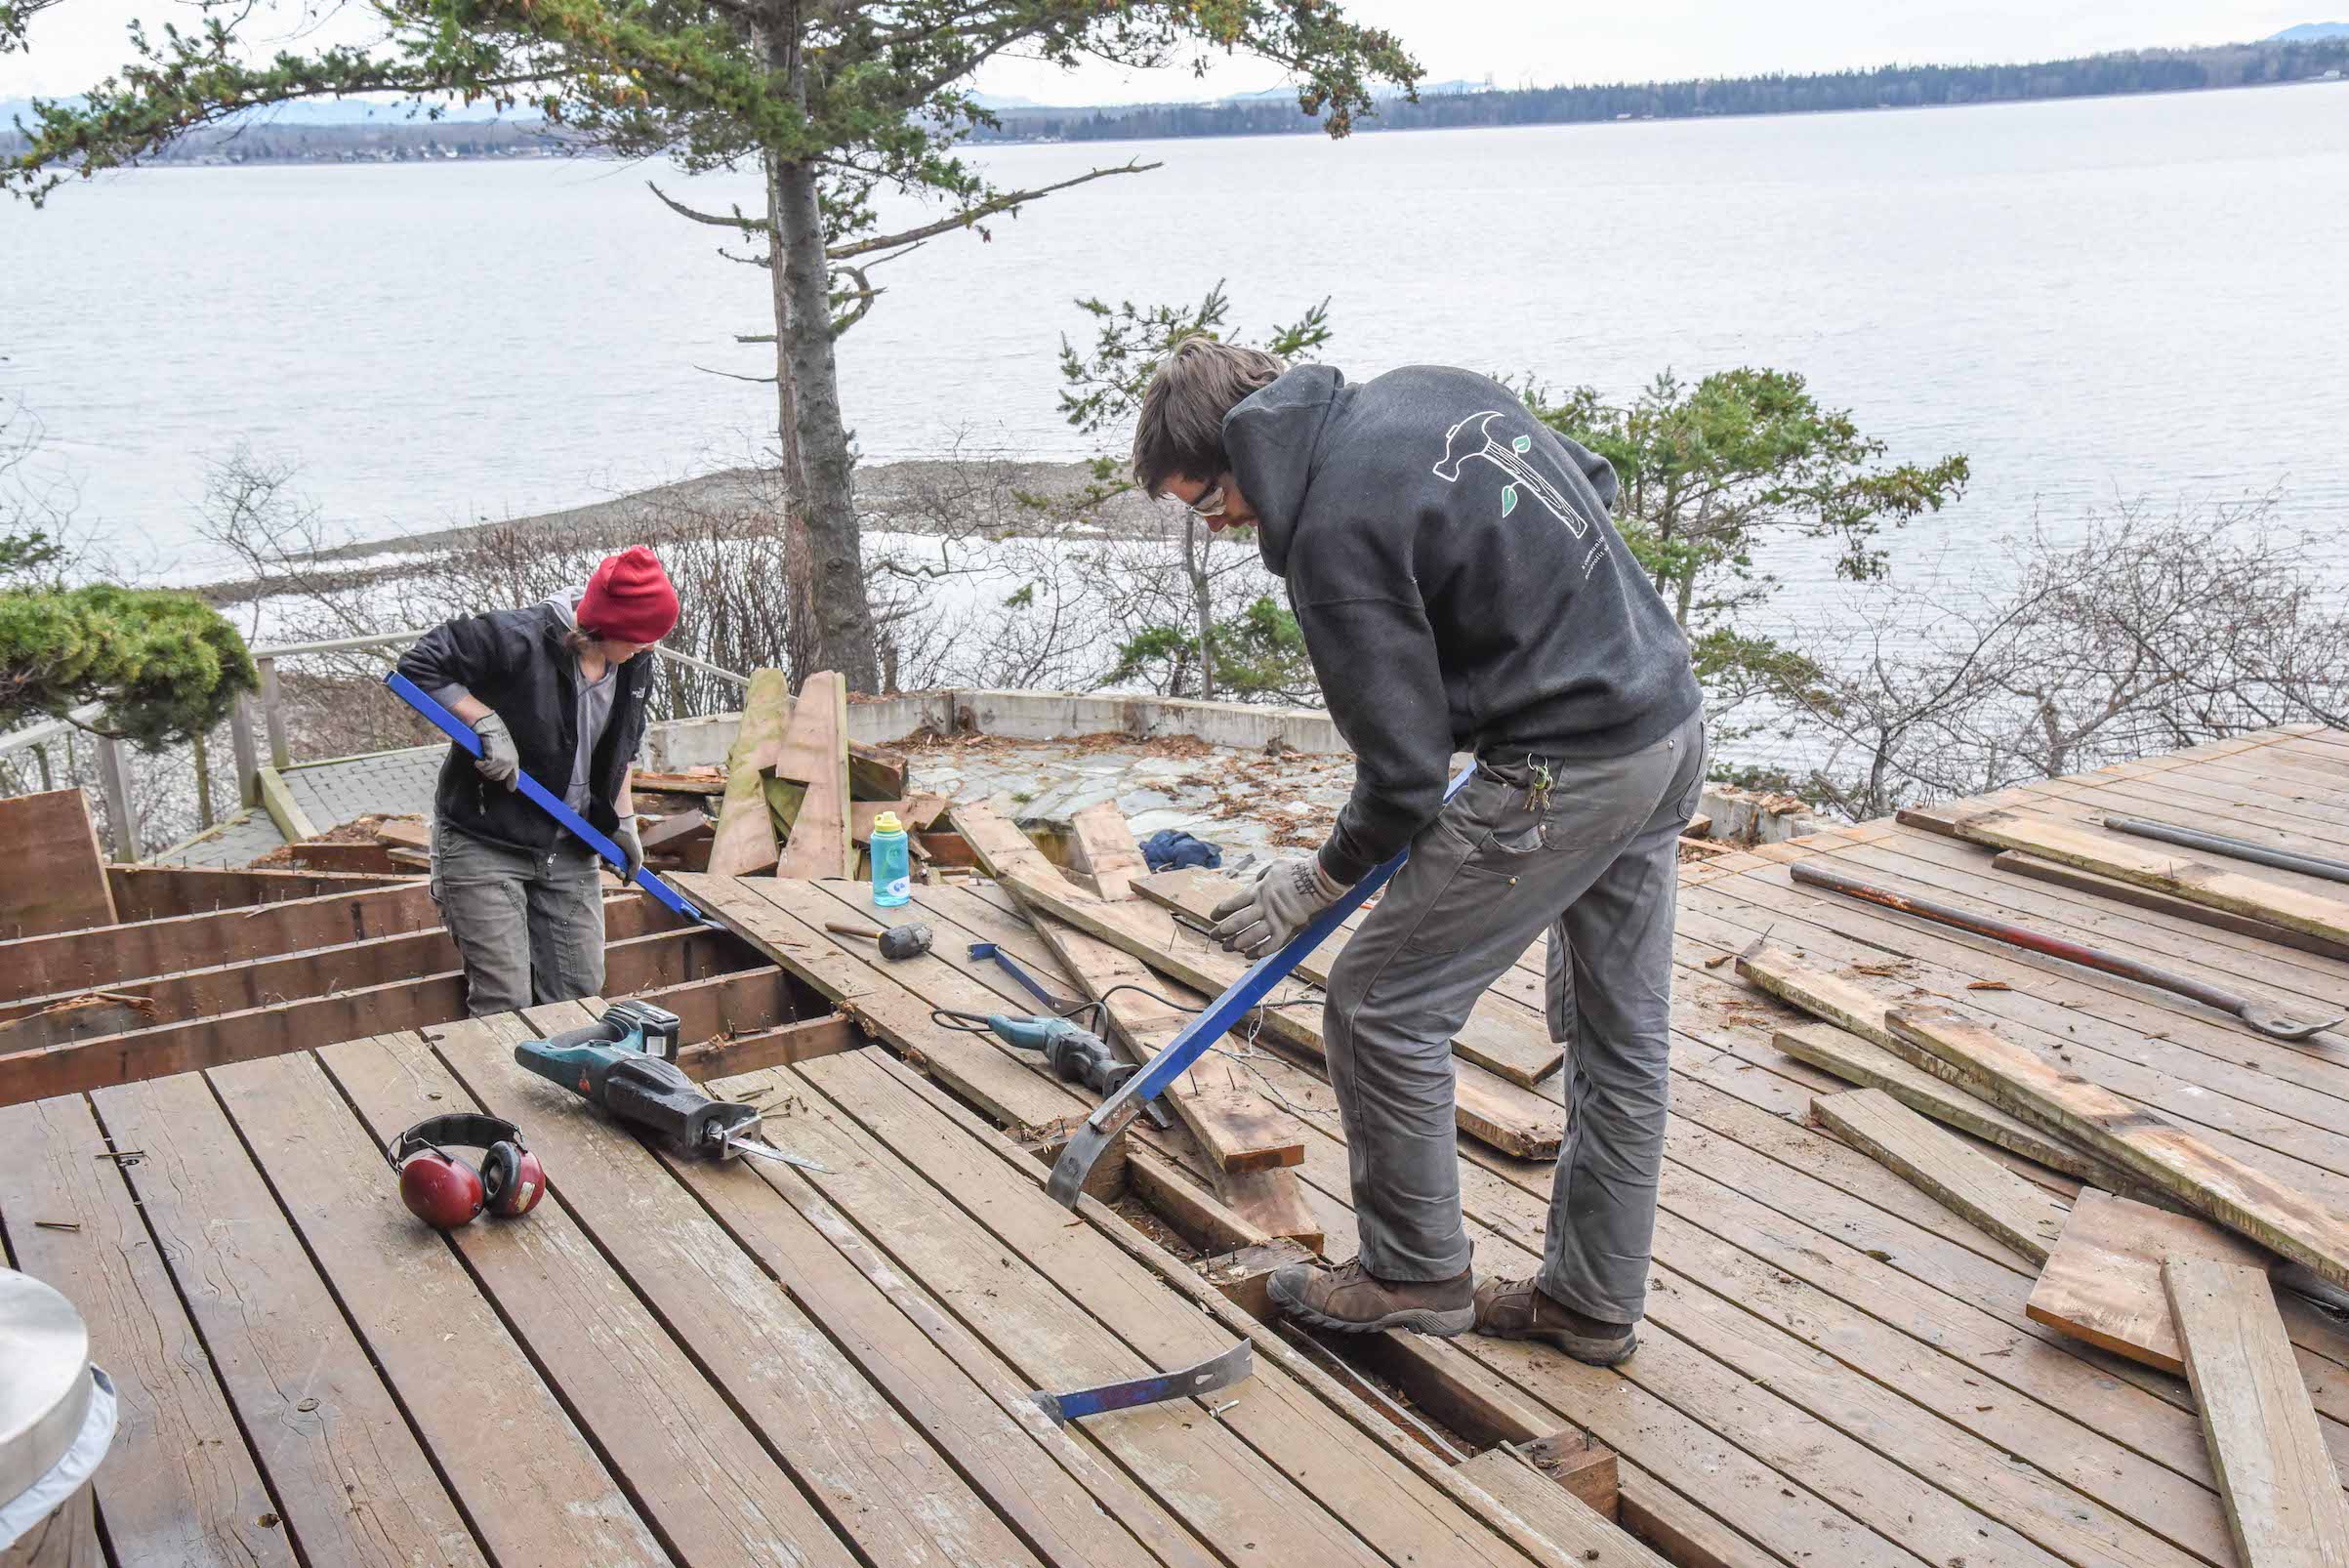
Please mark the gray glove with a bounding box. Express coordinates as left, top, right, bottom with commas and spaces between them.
612, 816, 645, 882
472, 712, 520, 789
1210, 854, 1345, 958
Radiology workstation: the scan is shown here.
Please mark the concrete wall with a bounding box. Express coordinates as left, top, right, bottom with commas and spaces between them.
648, 686, 1347, 767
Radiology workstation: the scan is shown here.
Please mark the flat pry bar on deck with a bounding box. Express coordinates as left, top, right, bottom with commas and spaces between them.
385, 671, 714, 928
1030, 1340, 1254, 1424
1046, 762, 1478, 1208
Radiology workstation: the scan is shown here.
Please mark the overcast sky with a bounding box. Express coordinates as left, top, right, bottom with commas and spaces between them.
0, 2, 2324, 102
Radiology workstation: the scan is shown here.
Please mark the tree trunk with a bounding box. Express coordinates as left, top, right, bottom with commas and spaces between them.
769, 153, 881, 692
763, 151, 820, 685
1184, 516, 1216, 700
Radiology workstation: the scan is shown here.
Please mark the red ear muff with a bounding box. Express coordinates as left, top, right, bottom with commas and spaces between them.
480, 1140, 546, 1218
389, 1114, 540, 1229
399, 1151, 485, 1230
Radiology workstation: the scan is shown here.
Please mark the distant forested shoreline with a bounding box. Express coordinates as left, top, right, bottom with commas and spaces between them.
4, 37, 2343, 166
972, 38, 2349, 144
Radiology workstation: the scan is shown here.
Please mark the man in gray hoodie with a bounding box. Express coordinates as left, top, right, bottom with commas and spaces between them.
1132, 339, 1704, 1365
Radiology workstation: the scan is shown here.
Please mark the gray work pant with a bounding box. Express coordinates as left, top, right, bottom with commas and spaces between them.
430, 821, 606, 1016
1322, 710, 1705, 1323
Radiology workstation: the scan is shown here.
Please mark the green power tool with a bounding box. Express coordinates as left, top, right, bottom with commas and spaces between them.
985, 1014, 1174, 1131
514, 999, 827, 1174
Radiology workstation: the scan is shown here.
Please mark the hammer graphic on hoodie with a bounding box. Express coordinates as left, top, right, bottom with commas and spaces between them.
1215, 363, 1705, 1354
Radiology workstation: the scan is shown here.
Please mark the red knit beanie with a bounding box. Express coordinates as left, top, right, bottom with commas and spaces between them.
577, 546, 680, 644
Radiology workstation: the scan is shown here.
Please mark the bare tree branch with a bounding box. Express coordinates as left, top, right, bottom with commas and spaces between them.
827, 159, 1160, 258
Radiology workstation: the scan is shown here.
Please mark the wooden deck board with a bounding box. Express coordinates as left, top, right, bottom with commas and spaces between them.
86, 1071, 484, 1567
317, 1022, 870, 1568
0, 1093, 299, 1568
22, 723, 2349, 1564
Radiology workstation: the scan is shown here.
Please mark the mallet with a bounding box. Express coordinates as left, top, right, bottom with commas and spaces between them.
825, 920, 932, 961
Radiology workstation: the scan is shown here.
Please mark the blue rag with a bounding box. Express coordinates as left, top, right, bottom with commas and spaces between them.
1139, 830, 1222, 872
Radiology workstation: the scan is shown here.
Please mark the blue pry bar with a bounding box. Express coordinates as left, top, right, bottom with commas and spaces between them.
1045, 761, 1477, 1207
385, 669, 713, 927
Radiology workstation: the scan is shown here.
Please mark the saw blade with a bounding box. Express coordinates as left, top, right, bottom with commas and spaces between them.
723, 1136, 831, 1175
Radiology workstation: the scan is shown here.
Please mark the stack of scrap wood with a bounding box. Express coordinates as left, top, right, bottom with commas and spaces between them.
699, 670, 954, 880
1736, 822, 2349, 1562
265, 813, 432, 875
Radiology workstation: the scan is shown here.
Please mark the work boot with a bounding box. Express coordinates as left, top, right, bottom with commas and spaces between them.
1265, 1258, 1475, 1336
1473, 1276, 1638, 1366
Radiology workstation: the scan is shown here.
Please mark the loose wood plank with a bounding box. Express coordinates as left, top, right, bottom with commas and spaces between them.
207, 1046, 667, 1566
952, 805, 1311, 1178
0, 789, 115, 936
88, 1071, 482, 1567
1889, 1003, 2349, 1290
1775, 1021, 2115, 1183
1929, 807, 2349, 948
1147, 869, 1566, 1088
846, 739, 908, 801
1067, 801, 1149, 898
1811, 1087, 2069, 1264
1991, 849, 2349, 962
2166, 1259, 2349, 1567
2029, 1188, 2271, 1373
709, 667, 789, 875
283, 840, 417, 876
1009, 867, 1562, 1159
772, 671, 853, 880
1739, 943, 2137, 1186
0, 881, 444, 1004
0, 1093, 295, 1567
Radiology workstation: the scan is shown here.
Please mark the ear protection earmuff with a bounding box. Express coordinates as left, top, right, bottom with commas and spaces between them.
388, 1114, 545, 1230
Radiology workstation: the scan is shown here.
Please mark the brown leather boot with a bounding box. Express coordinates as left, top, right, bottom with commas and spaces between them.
1473, 1276, 1638, 1366
1265, 1258, 1475, 1336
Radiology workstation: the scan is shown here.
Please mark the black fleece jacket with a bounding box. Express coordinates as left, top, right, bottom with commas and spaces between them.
394, 601, 654, 855
1224, 364, 1701, 886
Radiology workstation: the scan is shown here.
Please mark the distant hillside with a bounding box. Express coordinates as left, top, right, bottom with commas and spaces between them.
971, 37, 2349, 143
2270, 21, 2349, 40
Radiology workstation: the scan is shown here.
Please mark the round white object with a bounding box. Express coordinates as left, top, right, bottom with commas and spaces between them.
0, 1270, 93, 1507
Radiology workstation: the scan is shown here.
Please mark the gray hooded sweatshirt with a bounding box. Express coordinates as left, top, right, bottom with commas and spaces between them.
1223, 363, 1701, 887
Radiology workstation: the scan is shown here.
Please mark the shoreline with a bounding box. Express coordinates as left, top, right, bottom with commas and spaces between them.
193, 456, 1170, 605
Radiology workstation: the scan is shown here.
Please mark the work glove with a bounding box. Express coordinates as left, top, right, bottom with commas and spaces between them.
1211, 854, 1345, 959
472, 712, 520, 790
612, 816, 645, 883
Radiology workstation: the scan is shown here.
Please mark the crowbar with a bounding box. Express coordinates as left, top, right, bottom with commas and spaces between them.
969, 941, 1083, 1014
386, 671, 714, 928
1047, 762, 1478, 1207
1790, 859, 2344, 1043
1030, 1340, 1253, 1424
2103, 814, 2349, 887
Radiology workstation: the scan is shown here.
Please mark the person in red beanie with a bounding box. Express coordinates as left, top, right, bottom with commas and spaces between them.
394, 547, 682, 1014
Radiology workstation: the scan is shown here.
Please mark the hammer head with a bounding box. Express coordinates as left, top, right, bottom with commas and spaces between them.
1432, 408, 1504, 482
878, 923, 932, 961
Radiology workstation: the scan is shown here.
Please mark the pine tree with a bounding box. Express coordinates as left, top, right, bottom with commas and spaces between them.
6, 1, 1418, 689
